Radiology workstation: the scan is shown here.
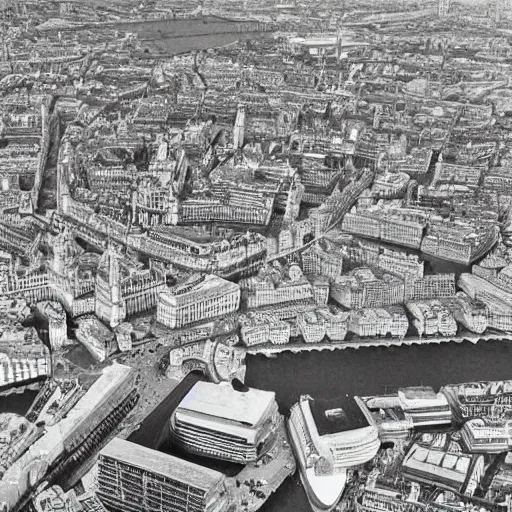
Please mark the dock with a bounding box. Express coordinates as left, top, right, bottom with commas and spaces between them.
224, 418, 296, 512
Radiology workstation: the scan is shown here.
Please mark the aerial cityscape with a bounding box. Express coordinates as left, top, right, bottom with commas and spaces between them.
4, 0, 512, 511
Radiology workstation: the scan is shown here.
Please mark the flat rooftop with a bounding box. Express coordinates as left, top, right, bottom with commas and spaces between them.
399, 386, 437, 400
310, 395, 369, 436
100, 437, 225, 491
171, 273, 238, 296
177, 381, 276, 427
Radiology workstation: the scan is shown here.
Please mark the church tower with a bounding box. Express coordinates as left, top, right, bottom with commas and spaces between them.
95, 244, 126, 328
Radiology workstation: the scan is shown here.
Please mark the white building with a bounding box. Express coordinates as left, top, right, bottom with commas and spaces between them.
170, 381, 280, 464
461, 418, 512, 453
157, 274, 240, 329
397, 386, 453, 428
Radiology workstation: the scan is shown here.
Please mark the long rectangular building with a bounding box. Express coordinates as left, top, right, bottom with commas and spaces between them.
402, 443, 484, 496
341, 210, 425, 250
0, 364, 136, 512
157, 274, 240, 329
97, 437, 230, 512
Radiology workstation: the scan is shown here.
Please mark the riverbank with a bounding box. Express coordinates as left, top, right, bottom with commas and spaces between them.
245, 332, 512, 357
244, 338, 512, 512
145, 31, 271, 57
126, 369, 295, 512
38, 15, 269, 33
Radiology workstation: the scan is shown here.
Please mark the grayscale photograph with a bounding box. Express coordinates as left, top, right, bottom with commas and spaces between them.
0, 0, 512, 511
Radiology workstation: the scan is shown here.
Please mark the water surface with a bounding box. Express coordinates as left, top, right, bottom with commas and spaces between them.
245, 339, 512, 511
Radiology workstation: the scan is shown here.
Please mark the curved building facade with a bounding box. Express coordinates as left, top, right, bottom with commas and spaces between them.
288, 395, 380, 512
170, 381, 280, 464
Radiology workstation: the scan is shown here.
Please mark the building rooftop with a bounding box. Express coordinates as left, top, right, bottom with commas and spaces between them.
100, 437, 225, 490
399, 386, 437, 400
177, 381, 276, 427
398, 386, 449, 409
170, 273, 239, 297
310, 395, 370, 436
403, 443, 473, 488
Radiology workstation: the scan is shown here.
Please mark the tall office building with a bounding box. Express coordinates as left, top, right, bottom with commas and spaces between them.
97, 437, 230, 512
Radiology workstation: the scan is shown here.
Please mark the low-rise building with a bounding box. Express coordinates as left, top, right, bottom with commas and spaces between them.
97, 437, 230, 512
0, 330, 50, 393
348, 306, 408, 339
170, 381, 280, 464
397, 386, 453, 428
461, 417, 512, 453
358, 395, 414, 442
342, 208, 426, 250
342, 237, 424, 281
0, 364, 137, 512
406, 300, 458, 337
301, 241, 343, 281
402, 443, 484, 496
331, 268, 405, 309
239, 312, 290, 347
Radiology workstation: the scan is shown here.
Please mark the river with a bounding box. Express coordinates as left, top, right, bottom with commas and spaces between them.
111, 16, 271, 57
2, 339, 512, 511
0, 390, 38, 415
244, 338, 512, 511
